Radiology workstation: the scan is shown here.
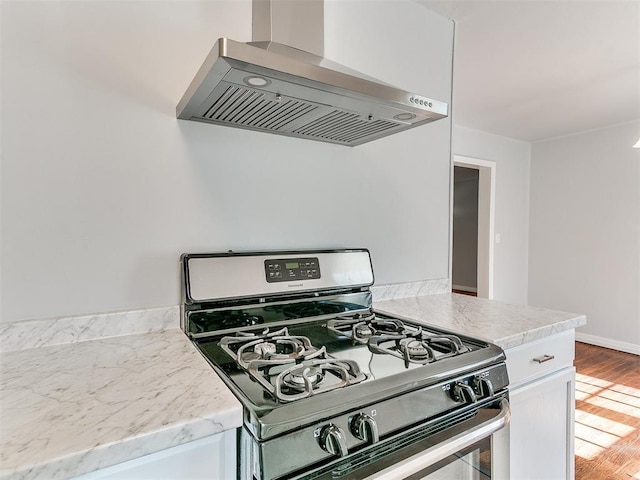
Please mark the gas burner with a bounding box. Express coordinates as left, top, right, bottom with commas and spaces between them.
369, 332, 470, 368
254, 342, 277, 357
222, 329, 319, 369
244, 337, 306, 363
273, 359, 366, 402
240, 340, 303, 363
402, 339, 436, 361
281, 365, 325, 391
327, 313, 418, 343
354, 323, 374, 338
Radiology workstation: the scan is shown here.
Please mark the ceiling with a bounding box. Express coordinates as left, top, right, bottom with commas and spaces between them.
415, 0, 640, 142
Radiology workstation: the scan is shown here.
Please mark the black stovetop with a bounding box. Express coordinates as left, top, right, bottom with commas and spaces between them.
193, 311, 504, 436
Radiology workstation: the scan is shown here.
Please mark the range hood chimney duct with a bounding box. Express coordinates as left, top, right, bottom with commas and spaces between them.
176, 0, 448, 146
252, 0, 324, 57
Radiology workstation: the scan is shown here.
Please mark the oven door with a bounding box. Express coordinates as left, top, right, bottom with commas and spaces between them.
359, 399, 509, 480
296, 398, 510, 480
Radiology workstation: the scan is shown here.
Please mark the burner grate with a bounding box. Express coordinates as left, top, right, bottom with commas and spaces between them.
328, 314, 470, 368
219, 328, 366, 402
369, 333, 469, 368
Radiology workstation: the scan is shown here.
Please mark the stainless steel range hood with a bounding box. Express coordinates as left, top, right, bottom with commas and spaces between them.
176, 0, 448, 147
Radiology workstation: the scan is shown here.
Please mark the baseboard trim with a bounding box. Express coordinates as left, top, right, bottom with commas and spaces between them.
575, 332, 640, 355
451, 284, 478, 293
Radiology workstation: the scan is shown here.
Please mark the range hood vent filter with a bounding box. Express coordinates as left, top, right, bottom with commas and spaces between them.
294, 111, 398, 144
205, 85, 319, 131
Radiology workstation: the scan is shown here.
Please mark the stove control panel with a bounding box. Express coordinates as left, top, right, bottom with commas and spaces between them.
265, 257, 321, 283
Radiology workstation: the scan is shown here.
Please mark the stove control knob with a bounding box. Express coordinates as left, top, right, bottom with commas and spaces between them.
351, 413, 379, 444
319, 424, 348, 457
453, 382, 478, 404
473, 376, 495, 398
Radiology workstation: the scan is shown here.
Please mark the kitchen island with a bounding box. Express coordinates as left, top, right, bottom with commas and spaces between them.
1, 293, 585, 480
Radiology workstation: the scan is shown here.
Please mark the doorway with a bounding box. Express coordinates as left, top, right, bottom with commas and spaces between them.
453, 166, 479, 296
452, 156, 496, 299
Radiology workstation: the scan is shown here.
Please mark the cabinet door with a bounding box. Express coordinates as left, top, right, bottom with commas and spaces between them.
75, 430, 236, 479
509, 367, 575, 480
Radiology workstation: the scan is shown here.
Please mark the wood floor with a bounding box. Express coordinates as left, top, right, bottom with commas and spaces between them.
451, 289, 477, 297
574, 342, 640, 479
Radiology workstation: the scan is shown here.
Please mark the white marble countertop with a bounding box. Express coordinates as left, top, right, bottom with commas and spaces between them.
374, 293, 586, 350
0, 293, 586, 480
0, 329, 242, 480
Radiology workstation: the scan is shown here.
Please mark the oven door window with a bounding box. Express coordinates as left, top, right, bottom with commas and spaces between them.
404, 437, 490, 479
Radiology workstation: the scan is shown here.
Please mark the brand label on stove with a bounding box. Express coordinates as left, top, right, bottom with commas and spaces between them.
265, 257, 321, 283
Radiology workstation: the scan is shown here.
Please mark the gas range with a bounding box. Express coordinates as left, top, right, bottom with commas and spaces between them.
181, 249, 509, 480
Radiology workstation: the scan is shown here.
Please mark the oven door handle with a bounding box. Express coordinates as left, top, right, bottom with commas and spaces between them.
367, 398, 511, 480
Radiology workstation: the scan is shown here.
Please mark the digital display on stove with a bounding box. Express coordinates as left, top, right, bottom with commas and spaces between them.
265, 257, 320, 283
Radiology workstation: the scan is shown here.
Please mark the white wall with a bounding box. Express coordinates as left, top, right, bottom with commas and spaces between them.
0, 1, 454, 323
529, 121, 640, 353
453, 126, 531, 304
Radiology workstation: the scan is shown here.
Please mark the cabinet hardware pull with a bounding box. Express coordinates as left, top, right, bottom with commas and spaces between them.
533, 354, 555, 364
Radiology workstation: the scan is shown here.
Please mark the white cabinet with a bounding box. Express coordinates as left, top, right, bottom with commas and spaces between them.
506, 330, 576, 480
74, 430, 236, 480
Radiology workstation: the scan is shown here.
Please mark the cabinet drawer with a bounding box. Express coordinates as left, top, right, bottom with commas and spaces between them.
506, 330, 575, 387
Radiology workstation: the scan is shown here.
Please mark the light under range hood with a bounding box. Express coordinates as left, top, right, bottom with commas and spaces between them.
176, 2, 448, 147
